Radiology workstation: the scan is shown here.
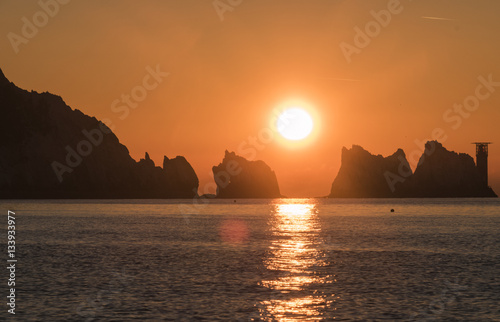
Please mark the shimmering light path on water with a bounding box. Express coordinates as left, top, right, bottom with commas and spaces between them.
0, 198, 499, 320
260, 201, 331, 320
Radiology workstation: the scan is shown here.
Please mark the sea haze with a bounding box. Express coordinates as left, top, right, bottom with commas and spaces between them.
2, 198, 499, 320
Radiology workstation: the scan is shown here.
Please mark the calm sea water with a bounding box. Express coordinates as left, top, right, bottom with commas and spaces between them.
1, 198, 499, 321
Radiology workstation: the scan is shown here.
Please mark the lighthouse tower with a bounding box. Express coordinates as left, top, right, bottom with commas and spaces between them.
472, 142, 492, 186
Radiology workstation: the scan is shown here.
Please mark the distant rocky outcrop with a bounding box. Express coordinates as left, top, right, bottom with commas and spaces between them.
329, 141, 497, 198
0, 68, 198, 198
212, 151, 281, 198
399, 141, 497, 197
329, 145, 412, 198
163, 155, 199, 194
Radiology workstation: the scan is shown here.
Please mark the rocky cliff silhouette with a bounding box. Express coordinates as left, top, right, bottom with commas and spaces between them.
0, 68, 198, 198
329, 141, 497, 198
399, 141, 497, 197
212, 151, 281, 198
329, 145, 412, 198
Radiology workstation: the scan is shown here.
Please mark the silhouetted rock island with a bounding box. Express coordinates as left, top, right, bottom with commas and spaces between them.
329, 141, 497, 198
212, 151, 282, 198
329, 145, 412, 198
399, 141, 497, 197
0, 68, 198, 198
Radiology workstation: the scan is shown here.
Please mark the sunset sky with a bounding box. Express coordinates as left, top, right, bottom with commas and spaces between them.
2, 0, 499, 197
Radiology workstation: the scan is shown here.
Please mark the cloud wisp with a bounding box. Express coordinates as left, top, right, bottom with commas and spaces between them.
421, 16, 456, 21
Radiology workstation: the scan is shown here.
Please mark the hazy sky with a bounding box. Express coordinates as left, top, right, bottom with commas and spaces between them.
2, 0, 500, 197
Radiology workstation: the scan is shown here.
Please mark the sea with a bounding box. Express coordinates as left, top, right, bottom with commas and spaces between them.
1, 198, 499, 321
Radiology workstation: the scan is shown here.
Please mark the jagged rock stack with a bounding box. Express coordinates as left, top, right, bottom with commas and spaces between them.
212, 150, 282, 198
329, 141, 497, 198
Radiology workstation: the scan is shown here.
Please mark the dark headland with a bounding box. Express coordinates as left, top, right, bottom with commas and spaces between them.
0, 68, 198, 198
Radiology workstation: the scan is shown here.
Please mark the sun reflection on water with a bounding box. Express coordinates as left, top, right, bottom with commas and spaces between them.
258, 200, 334, 321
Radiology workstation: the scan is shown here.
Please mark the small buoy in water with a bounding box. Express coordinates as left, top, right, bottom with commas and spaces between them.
390, 209, 395, 213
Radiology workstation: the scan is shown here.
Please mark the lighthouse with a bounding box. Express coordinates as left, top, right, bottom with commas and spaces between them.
472, 142, 492, 186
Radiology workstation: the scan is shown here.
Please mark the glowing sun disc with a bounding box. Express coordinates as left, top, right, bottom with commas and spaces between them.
276, 107, 314, 141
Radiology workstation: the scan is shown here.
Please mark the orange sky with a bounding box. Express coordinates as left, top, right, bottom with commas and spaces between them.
2, 0, 499, 197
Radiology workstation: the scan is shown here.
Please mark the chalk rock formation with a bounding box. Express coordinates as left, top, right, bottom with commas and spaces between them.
329, 145, 412, 198
212, 151, 281, 198
401, 141, 497, 197
329, 141, 497, 198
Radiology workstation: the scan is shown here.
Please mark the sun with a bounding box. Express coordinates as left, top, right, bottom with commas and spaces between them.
276, 107, 314, 141
270, 99, 321, 148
